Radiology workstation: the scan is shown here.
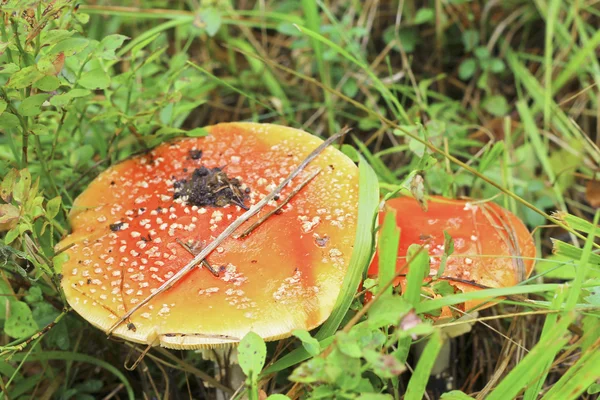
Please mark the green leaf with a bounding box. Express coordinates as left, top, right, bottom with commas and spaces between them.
588, 383, 600, 394
0, 99, 6, 116
46, 196, 62, 219
458, 58, 476, 80
52, 252, 69, 274
368, 293, 411, 329
6, 66, 44, 89
462, 29, 479, 52
18, 94, 49, 117
0, 63, 19, 74
41, 29, 75, 47
266, 395, 291, 400
482, 95, 509, 116
185, 127, 209, 137
363, 349, 406, 379
0, 113, 20, 132
432, 280, 455, 296
292, 329, 321, 356
336, 331, 362, 358
440, 391, 474, 399
414, 8, 434, 24
30, 123, 50, 136
199, 8, 222, 37
0, 204, 19, 227
25, 286, 43, 304
78, 68, 110, 90
5, 301, 39, 339
289, 357, 327, 384
69, 145, 95, 167
95, 34, 129, 60
238, 331, 267, 377
50, 37, 90, 56
33, 75, 60, 92
357, 395, 394, 400
50, 88, 91, 107
4, 227, 19, 244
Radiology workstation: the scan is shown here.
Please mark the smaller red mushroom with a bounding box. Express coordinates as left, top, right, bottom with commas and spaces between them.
368, 195, 536, 318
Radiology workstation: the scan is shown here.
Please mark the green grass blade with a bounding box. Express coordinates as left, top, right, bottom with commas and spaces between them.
516, 100, 567, 212
301, 0, 334, 134
543, 0, 560, 129
565, 210, 599, 311
486, 313, 574, 400
523, 286, 568, 400
10, 351, 134, 400
552, 239, 600, 266
553, 211, 600, 234
415, 284, 562, 314
405, 330, 443, 400
553, 28, 600, 92
294, 24, 410, 123
227, 39, 290, 112
379, 209, 400, 295
540, 339, 600, 400
506, 50, 600, 165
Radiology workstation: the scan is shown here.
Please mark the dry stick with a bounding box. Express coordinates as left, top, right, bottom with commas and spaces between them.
106, 128, 350, 335
236, 168, 322, 239
175, 238, 220, 277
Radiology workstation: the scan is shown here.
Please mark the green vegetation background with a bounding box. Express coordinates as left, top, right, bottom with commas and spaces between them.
0, 1, 599, 399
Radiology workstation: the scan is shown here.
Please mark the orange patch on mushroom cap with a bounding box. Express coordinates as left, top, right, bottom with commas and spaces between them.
369, 196, 536, 318
59, 123, 359, 348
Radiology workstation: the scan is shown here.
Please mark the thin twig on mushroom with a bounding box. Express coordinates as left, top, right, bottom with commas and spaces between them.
236, 167, 322, 239
106, 127, 351, 335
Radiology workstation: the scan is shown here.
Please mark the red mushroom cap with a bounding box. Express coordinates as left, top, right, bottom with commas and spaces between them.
369, 196, 536, 318
59, 123, 359, 348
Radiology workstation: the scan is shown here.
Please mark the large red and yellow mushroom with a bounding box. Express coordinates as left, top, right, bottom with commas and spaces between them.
368, 195, 536, 318
58, 122, 359, 349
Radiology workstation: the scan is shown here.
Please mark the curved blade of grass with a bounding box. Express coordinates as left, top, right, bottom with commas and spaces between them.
353, 136, 398, 184
541, 337, 600, 400
10, 351, 134, 400
516, 101, 567, 212
405, 330, 443, 400
301, 0, 334, 134
523, 286, 568, 400
506, 49, 600, 165
565, 210, 599, 311
486, 313, 574, 400
227, 38, 290, 112
262, 152, 379, 375
293, 24, 410, 123
543, 0, 561, 129
379, 209, 400, 296
415, 284, 563, 315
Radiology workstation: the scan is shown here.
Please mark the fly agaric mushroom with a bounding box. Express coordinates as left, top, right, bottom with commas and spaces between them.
58, 122, 359, 349
368, 195, 536, 388
368, 195, 536, 318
